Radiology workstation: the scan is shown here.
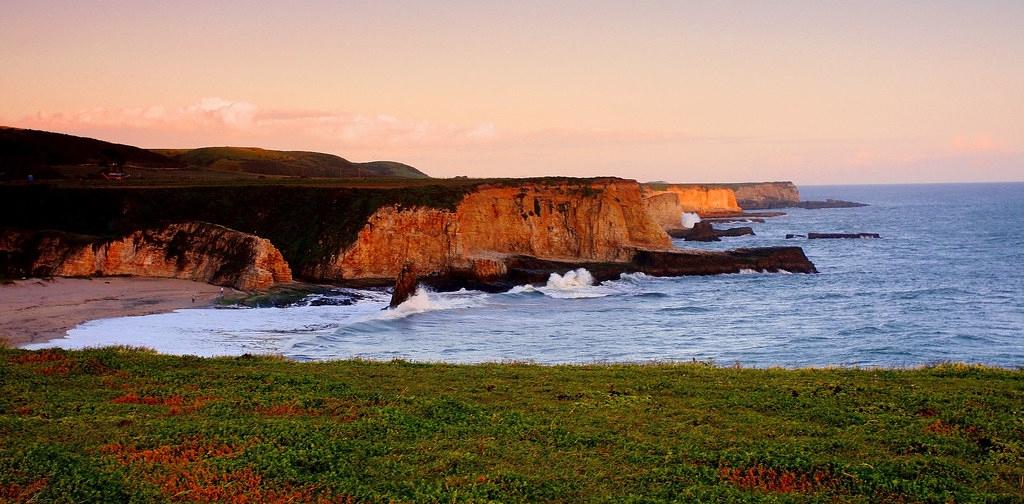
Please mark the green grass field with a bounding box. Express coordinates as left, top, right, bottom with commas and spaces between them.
1, 347, 1021, 503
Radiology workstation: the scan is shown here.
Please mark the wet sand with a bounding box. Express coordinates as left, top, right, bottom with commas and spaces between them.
0, 277, 232, 347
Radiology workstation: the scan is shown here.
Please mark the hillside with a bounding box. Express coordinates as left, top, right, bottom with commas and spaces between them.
154, 146, 429, 179
0, 127, 429, 181
0, 127, 180, 179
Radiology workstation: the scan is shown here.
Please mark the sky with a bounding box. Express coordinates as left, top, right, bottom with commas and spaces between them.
2, 0, 1022, 184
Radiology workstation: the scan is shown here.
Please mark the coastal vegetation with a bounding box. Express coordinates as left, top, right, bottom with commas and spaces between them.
152, 147, 428, 179
0, 127, 427, 181
1, 347, 1021, 502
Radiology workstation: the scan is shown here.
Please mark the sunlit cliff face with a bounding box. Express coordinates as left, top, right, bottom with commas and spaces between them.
326, 180, 670, 280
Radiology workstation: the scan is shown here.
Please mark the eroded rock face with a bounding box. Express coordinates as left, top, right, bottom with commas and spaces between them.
729, 182, 801, 209
321, 206, 457, 281
324, 179, 672, 281
642, 185, 742, 221
642, 192, 689, 230
0, 222, 292, 290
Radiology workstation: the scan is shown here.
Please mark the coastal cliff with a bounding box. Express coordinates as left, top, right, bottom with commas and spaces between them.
0, 222, 292, 290
0, 179, 815, 289
722, 182, 801, 209
641, 184, 742, 221
325, 179, 672, 280
641, 182, 802, 225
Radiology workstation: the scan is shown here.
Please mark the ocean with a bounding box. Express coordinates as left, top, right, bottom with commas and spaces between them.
27, 183, 1024, 368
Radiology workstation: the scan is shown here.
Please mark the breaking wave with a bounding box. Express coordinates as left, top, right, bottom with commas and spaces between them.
380, 287, 486, 320
508, 268, 612, 299
546, 268, 595, 289
508, 269, 660, 299
681, 212, 702, 229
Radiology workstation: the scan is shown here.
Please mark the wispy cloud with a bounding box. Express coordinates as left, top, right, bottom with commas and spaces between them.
5, 99, 1021, 183
950, 134, 1002, 154
10, 98, 498, 149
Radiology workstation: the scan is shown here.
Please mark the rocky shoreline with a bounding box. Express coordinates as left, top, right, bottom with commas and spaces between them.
1, 179, 820, 298
388, 247, 816, 305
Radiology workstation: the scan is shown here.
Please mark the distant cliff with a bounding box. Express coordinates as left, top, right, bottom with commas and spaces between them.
718, 182, 800, 209
640, 184, 742, 230
0, 222, 292, 290
642, 181, 801, 215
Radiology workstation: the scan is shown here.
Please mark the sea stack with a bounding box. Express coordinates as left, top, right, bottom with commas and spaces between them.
684, 221, 721, 242
389, 262, 419, 308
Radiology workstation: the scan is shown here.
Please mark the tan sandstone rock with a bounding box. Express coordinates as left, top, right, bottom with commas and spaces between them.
322, 179, 672, 280
1, 222, 292, 291
641, 184, 743, 230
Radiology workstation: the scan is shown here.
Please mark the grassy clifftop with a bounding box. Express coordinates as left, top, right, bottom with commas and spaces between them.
1, 347, 1021, 502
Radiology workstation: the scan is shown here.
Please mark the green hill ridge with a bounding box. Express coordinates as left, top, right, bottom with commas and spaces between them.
0, 127, 429, 180
153, 146, 428, 179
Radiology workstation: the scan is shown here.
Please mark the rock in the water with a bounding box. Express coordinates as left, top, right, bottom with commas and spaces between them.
795, 199, 868, 209
496, 246, 817, 286
389, 262, 418, 308
716, 226, 754, 238
683, 221, 721, 242
807, 233, 880, 239
704, 217, 766, 224
785, 234, 806, 239
669, 222, 754, 241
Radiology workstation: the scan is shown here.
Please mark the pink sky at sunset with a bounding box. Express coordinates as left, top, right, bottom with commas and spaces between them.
2, 1, 1021, 184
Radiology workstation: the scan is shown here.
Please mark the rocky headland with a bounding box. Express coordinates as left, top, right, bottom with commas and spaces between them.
641, 183, 742, 223
640, 181, 801, 211
723, 181, 802, 209
685, 182, 868, 210
1, 178, 816, 294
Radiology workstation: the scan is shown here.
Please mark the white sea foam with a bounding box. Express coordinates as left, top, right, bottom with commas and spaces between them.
545, 268, 595, 289
507, 284, 537, 294
381, 287, 486, 319
681, 212, 702, 229
509, 268, 615, 299
618, 272, 650, 282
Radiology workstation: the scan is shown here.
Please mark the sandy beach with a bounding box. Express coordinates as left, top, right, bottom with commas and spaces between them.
0, 277, 231, 347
